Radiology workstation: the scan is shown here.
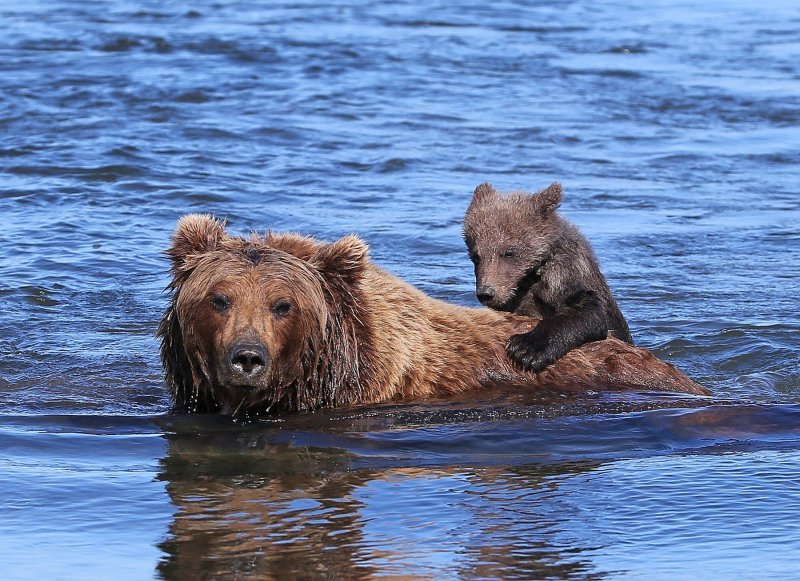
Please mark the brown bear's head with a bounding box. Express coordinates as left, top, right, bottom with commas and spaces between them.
158, 214, 370, 416
463, 182, 563, 311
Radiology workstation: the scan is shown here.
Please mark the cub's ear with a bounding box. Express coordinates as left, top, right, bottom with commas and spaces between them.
311, 234, 369, 282
533, 182, 563, 214
167, 214, 227, 271
471, 182, 497, 205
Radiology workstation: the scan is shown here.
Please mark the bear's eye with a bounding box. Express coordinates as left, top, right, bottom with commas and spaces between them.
502, 248, 518, 259
211, 293, 231, 312
272, 299, 292, 317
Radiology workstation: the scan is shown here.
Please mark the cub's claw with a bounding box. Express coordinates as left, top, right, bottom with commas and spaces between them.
507, 332, 554, 373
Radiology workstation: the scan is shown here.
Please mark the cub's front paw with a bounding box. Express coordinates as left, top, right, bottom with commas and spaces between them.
507, 332, 553, 373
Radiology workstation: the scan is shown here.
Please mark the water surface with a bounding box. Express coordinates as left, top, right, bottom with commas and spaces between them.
1, 0, 799, 578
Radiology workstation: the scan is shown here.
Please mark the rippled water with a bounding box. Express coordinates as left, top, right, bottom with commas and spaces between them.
2, 0, 799, 578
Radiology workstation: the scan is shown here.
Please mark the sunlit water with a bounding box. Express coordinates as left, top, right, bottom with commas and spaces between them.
2, 0, 799, 578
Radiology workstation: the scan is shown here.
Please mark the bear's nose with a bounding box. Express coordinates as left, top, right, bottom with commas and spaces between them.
476, 285, 497, 305
229, 343, 269, 377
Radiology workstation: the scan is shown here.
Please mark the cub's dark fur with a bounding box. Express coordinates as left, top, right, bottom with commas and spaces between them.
463, 182, 633, 372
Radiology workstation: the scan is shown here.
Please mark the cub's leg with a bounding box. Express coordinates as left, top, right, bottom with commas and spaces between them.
506, 288, 608, 372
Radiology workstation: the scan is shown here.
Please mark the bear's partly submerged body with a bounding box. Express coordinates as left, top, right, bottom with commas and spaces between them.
158, 215, 708, 416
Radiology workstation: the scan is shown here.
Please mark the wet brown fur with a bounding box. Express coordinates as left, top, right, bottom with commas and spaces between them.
158, 215, 708, 416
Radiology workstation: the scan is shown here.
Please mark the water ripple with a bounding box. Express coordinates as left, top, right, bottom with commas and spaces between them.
1, 0, 799, 576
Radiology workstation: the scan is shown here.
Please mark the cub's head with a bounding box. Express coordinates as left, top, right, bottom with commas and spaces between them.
463, 182, 563, 311
158, 214, 369, 416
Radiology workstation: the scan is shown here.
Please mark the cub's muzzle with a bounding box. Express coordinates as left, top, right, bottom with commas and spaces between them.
476, 284, 497, 305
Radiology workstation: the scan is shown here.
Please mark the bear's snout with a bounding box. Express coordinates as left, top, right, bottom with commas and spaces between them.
228, 342, 269, 379
476, 284, 497, 306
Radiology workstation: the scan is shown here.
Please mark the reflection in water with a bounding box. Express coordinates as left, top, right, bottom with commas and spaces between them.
158, 440, 368, 578
156, 427, 602, 579
154, 403, 800, 578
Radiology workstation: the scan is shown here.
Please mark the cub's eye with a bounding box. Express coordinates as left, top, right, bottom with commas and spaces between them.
272, 299, 292, 317
211, 293, 231, 312
502, 248, 518, 259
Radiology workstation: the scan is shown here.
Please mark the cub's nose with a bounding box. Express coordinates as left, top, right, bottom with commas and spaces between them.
476, 285, 497, 305
229, 343, 269, 377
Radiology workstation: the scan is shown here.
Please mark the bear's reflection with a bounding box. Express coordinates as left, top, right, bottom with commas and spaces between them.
155, 424, 601, 579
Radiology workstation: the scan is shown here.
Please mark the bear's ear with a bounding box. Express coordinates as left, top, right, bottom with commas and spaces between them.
310, 235, 369, 283
533, 182, 563, 215
471, 182, 497, 205
167, 214, 227, 272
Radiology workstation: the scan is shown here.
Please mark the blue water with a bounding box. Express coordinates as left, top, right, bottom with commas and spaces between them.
2, 0, 800, 578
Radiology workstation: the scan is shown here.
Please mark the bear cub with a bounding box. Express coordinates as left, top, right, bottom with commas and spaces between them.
463, 182, 633, 373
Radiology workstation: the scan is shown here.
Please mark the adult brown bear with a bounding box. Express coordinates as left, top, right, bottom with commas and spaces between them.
158, 215, 708, 416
